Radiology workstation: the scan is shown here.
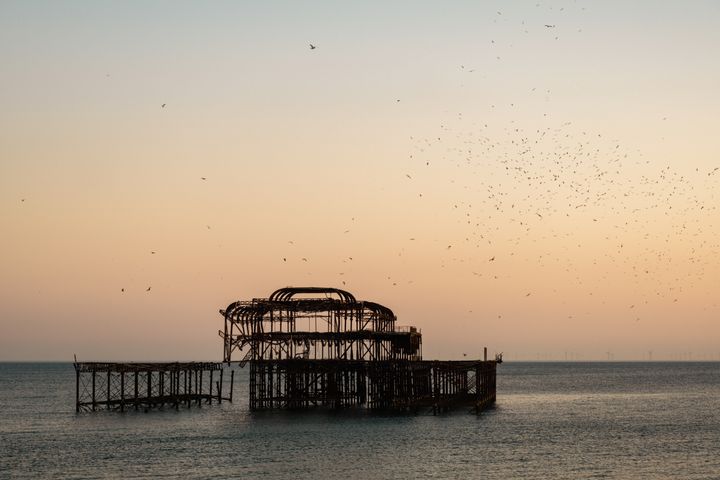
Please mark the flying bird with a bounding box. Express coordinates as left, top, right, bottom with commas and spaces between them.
146, 286, 151, 292
161, 104, 166, 108
309, 44, 316, 50
201, 177, 206, 180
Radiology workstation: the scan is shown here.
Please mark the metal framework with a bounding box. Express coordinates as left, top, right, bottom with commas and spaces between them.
74, 362, 232, 412
220, 287, 498, 413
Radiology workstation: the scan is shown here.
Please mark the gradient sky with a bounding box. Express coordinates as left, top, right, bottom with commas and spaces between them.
2, 0, 719, 361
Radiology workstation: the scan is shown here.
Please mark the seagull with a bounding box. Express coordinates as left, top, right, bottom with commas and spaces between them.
302, 258, 308, 262
309, 44, 316, 50
201, 177, 206, 180
283, 258, 287, 262
151, 251, 156, 255
146, 286, 151, 292
161, 104, 166, 108
489, 256, 495, 261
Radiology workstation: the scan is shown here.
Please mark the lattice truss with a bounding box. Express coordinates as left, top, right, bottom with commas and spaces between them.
220, 287, 422, 364
74, 362, 224, 412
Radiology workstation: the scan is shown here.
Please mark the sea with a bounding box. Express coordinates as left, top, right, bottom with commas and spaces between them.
1, 362, 719, 479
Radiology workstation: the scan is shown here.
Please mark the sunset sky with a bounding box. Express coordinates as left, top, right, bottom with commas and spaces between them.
2, 1, 719, 361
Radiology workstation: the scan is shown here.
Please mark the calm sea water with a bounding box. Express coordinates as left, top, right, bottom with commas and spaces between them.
1, 362, 719, 479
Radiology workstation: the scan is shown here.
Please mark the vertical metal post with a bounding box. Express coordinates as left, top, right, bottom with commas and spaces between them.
198, 369, 203, 407
120, 372, 125, 412
229, 369, 234, 402
147, 371, 152, 409
209, 369, 214, 404
186, 369, 191, 408
134, 371, 139, 411
75, 368, 80, 413
219, 368, 224, 403
92, 369, 97, 411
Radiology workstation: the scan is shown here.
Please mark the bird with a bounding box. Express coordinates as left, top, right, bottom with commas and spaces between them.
121, 288, 124, 293
301, 258, 308, 262
161, 104, 166, 108
489, 256, 495, 261
146, 286, 151, 292
283, 258, 287, 262
201, 177, 206, 180
309, 44, 316, 50
151, 251, 156, 255
406, 174, 412, 179
21, 199, 25, 203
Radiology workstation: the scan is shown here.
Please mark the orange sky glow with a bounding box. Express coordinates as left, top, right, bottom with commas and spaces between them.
1, 1, 719, 361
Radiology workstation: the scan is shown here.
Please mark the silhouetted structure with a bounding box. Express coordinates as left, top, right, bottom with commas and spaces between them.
74, 362, 232, 412
220, 287, 498, 413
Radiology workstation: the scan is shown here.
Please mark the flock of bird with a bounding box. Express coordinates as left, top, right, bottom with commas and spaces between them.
87, 10, 717, 327
400, 116, 718, 320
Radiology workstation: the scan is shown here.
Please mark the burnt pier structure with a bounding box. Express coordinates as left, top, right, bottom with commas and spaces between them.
220, 287, 498, 413
74, 361, 232, 412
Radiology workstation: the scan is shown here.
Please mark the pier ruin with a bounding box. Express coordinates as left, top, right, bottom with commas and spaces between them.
220, 287, 498, 414
74, 361, 232, 412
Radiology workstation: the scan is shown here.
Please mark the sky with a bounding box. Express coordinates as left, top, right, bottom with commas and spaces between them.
1, 0, 719, 361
